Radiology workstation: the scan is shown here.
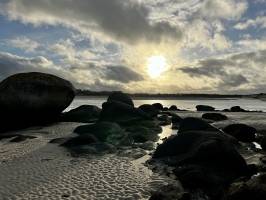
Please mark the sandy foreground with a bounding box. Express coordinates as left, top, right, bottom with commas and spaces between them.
0, 111, 265, 200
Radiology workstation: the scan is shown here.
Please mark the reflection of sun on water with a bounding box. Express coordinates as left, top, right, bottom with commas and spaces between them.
147, 55, 167, 78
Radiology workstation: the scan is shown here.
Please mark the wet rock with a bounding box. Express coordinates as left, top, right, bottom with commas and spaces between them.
230, 106, 246, 112
125, 120, 162, 143
139, 104, 159, 118
196, 105, 215, 111
158, 114, 171, 126
100, 101, 149, 124
62, 135, 98, 147
202, 113, 228, 121
107, 91, 134, 106
149, 182, 189, 200
0, 72, 75, 132
163, 107, 169, 111
70, 142, 116, 155
152, 103, 164, 111
61, 105, 101, 123
169, 105, 179, 111
74, 122, 127, 146
226, 173, 266, 200
153, 131, 250, 197
223, 124, 256, 143
171, 114, 183, 130
260, 137, 266, 151
178, 117, 217, 133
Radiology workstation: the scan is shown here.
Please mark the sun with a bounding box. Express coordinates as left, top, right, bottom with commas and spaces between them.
147, 55, 167, 78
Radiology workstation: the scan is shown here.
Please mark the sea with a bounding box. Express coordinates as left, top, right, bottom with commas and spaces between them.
66, 96, 266, 112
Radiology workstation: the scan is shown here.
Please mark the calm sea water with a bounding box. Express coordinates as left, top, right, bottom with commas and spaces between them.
66, 96, 266, 112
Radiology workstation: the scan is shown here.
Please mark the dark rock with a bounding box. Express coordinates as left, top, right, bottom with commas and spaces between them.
230, 106, 246, 112
107, 91, 134, 106
178, 117, 217, 133
138, 104, 159, 118
61, 105, 101, 123
158, 114, 171, 126
70, 142, 116, 155
49, 137, 69, 145
74, 122, 127, 146
100, 101, 149, 124
9, 135, 36, 143
202, 113, 228, 121
149, 183, 189, 200
172, 114, 183, 124
226, 173, 266, 200
169, 105, 179, 111
125, 120, 162, 143
163, 107, 169, 111
0, 72, 75, 132
260, 137, 266, 151
152, 103, 164, 111
196, 105, 215, 111
61, 135, 98, 147
223, 124, 256, 143
153, 131, 250, 197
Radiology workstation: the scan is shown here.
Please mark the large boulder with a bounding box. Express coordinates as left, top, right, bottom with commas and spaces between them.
178, 117, 217, 133
138, 104, 159, 118
202, 113, 228, 121
153, 131, 250, 197
196, 105, 215, 111
223, 124, 256, 143
99, 101, 149, 124
61, 105, 101, 123
152, 103, 164, 111
74, 122, 127, 146
107, 91, 134, 106
0, 72, 75, 132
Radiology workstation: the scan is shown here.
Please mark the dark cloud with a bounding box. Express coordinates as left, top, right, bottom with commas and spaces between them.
1, 0, 181, 43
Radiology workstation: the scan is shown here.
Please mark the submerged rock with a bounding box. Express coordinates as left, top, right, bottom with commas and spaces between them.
178, 117, 217, 133
0, 72, 75, 132
61, 105, 101, 123
107, 91, 134, 106
223, 124, 256, 143
202, 113, 228, 121
138, 104, 159, 118
196, 105, 215, 111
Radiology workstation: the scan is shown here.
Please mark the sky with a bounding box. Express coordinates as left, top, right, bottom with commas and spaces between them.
0, 0, 266, 94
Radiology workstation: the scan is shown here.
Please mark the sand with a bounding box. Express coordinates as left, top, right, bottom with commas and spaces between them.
0, 122, 172, 200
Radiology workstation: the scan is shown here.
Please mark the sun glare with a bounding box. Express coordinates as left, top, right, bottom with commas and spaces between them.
147, 55, 167, 78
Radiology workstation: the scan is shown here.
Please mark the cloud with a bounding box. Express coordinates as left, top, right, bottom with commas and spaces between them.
0, 0, 181, 43
234, 16, 266, 30
8, 37, 40, 52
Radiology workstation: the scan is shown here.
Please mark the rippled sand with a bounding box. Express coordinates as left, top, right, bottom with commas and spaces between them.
0, 123, 171, 200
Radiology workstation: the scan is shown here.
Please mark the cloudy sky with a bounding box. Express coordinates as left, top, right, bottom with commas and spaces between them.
0, 0, 266, 94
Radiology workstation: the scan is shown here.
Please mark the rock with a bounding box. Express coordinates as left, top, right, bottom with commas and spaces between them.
138, 104, 159, 118
62, 135, 98, 147
61, 105, 101, 123
169, 105, 179, 111
70, 142, 116, 155
178, 117, 217, 133
0, 72, 75, 132
158, 114, 171, 126
100, 101, 149, 124
149, 182, 188, 200
259, 137, 266, 151
49, 137, 70, 145
153, 131, 250, 197
9, 135, 36, 143
125, 120, 162, 143
230, 106, 246, 112
171, 114, 182, 129
152, 103, 164, 111
107, 91, 134, 106
223, 124, 256, 143
202, 113, 228, 121
196, 105, 215, 111
226, 173, 266, 200
74, 122, 127, 146
163, 107, 169, 111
